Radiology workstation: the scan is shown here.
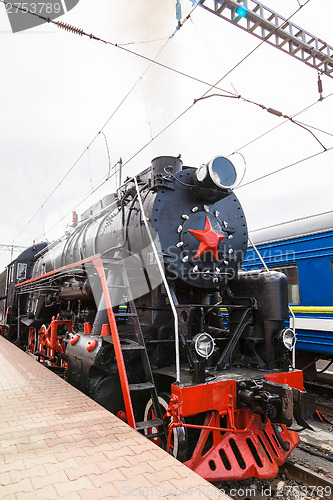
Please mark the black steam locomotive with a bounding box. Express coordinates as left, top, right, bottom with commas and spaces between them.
0, 155, 315, 481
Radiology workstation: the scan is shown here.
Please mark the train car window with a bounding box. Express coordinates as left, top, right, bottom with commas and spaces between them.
8, 264, 14, 283
16, 263, 27, 281
269, 265, 300, 304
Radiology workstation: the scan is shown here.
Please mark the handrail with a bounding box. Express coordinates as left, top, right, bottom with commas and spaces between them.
133, 176, 181, 383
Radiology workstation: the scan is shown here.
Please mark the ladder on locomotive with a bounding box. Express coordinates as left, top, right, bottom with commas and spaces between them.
104, 258, 166, 442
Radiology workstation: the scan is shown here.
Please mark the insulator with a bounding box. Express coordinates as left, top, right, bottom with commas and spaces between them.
176, 0, 182, 20
318, 74, 323, 101
57, 21, 84, 36
318, 75, 323, 93
267, 108, 283, 117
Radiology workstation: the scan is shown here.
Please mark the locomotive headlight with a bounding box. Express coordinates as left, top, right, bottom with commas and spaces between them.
194, 156, 237, 190
279, 328, 296, 350
196, 164, 208, 182
192, 333, 215, 359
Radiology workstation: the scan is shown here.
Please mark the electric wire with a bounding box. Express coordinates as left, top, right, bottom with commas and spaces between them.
231, 92, 333, 155
33, 75, 333, 242
188, 15, 240, 95
6, 0, 328, 242
10, 1, 199, 244
117, 37, 170, 47
0, 1, 234, 97
140, 77, 153, 140
194, 93, 328, 150
249, 210, 333, 234
235, 145, 333, 190
197, 0, 312, 98
99, 131, 111, 179
111, 0, 325, 174
23, 94, 333, 243
187, 9, 332, 163
34, 170, 117, 242
38, 140, 333, 243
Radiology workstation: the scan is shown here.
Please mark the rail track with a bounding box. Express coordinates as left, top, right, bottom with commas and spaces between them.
317, 402, 333, 418
304, 380, 333, 398
280, 461, 333, 498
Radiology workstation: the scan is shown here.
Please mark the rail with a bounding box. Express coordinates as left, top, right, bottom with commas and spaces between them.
281, 461, 333, 492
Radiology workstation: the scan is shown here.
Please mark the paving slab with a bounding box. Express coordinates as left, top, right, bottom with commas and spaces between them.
0, 337, 230, 499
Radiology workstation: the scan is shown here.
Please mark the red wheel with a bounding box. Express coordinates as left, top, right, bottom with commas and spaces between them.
143, 392, 187, 461
27, 327, 37, 354
37, 324, 48, 360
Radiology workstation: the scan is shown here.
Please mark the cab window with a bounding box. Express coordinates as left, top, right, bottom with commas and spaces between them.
8, 264, 14, 283
17, 263, 27, 281
270, 265, 300, 304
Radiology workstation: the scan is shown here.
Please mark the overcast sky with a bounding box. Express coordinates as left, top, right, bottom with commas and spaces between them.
1, 0, 333, 270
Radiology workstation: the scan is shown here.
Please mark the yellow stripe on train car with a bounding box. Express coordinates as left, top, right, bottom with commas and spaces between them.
290, 306, 333, 314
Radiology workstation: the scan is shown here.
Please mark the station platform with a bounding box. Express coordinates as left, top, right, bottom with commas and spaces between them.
0, 337, 228, 499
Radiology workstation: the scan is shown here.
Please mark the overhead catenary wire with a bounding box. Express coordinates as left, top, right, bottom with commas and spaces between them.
188, 15, 240, 96
229, 91, 333, 155
249, 209, 333, 234
34, 168, 119, 242
24, 88, 333, 243
31, 78, 333, 242
0, 0, 312, 104
0, 1, 234, 97
35, 120, 333, 244
188, 8, 331, 150
9, 0, 200, 244
98, 131, 111, 179
6, 0, 327, 244
187, 10, 332, 162
195, 0, 312, 100
117, 37, 170, 47
194, 94, 328, 150
235, 145, 333, 190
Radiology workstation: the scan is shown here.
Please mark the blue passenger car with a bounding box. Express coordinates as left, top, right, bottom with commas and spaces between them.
243, 212, 333, 369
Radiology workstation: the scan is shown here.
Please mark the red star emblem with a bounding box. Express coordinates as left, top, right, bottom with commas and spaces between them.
188, 216, 225, 260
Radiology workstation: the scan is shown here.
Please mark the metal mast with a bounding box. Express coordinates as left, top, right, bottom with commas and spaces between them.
199, 0, 333, 78
0, 244, 26, 262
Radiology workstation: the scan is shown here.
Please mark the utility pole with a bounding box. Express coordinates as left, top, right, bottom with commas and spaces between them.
0, 244, 26, 263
